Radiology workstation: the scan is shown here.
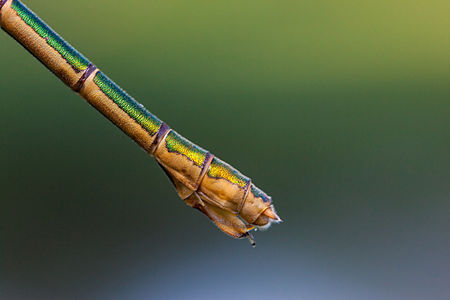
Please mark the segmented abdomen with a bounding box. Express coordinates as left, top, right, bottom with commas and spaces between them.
0, 0, 278, 239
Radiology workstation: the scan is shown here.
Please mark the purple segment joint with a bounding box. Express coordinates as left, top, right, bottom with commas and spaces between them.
150, 122, 171, 154
196, 152, 215, 189
201, 152, 214, 173
0, 0, 10, 10
238, 179, 252, 213
73, 63, 97, 92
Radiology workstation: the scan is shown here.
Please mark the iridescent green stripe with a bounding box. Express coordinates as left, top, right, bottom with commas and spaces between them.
93, 71, 162, 136
250, 184, 271, 203
165, 131, 208, 167
11, 0, 90, 72
208, 157, 249, 188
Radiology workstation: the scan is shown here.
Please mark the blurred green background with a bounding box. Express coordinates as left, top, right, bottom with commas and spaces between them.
1, 0, 449, 299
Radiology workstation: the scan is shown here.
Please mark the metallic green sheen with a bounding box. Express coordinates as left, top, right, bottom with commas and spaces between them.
165, 131, 207, 167
250, 184, 271, 203
93, 72, 162, 136
11, 0, 90, 72
208, 157, 250, 188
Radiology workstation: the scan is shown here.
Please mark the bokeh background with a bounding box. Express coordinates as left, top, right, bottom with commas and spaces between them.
1, 0, 449, 299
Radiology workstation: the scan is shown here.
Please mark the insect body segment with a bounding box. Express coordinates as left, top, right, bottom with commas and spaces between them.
155, 130, 209, 191
1, 0, 89, 87
0, 0, 281, 245
10, 0, 89, 73
93, 71, 163, 137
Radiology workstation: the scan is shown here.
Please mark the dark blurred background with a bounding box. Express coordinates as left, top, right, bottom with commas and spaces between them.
1, 0, 449, 299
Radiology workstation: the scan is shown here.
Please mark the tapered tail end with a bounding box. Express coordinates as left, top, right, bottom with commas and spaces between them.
263, 205, 282, 222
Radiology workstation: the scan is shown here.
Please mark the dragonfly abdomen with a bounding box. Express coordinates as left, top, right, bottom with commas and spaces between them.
1, 0, 281, 245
